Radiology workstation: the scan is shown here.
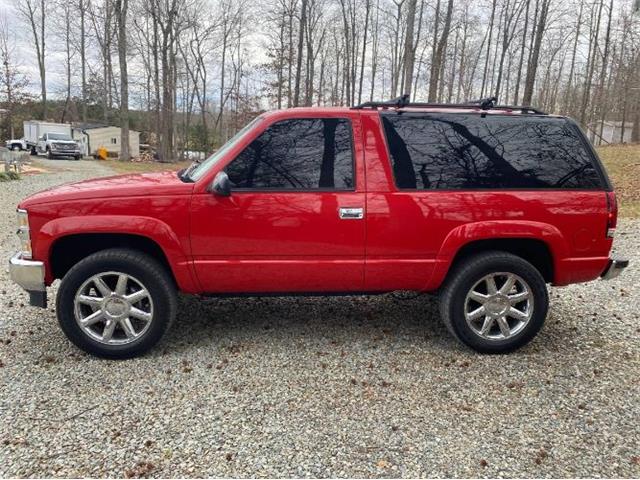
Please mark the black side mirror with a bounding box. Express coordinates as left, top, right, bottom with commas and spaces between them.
210, 171, 231, 196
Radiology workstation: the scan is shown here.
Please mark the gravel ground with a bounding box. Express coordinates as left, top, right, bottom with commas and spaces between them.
1, 159, 639, 478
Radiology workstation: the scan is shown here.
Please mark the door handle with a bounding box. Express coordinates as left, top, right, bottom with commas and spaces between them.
339, 207, 364, 219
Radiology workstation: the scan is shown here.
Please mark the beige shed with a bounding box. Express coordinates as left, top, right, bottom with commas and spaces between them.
72, 125, 141, 158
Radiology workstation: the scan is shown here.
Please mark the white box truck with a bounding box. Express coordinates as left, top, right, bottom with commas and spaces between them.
22, 121, 81, 159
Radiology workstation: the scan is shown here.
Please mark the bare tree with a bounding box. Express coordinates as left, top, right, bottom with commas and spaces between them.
17, 0, 47, 118
115, 0, 130, 160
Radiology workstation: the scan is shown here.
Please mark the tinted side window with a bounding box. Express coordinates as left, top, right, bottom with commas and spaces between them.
226, 118, 354, 190
381, 113, 603, 189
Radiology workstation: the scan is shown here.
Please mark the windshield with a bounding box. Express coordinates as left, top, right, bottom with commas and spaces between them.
48, 133, 72, 141
188, 116, 263, 181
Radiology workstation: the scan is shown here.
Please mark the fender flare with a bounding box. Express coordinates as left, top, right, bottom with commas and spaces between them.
429, 220, 569, 287
34, 215, 199, 292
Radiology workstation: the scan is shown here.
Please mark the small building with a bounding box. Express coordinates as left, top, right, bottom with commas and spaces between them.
587, 121, 635, 145
72, 124, 141, 158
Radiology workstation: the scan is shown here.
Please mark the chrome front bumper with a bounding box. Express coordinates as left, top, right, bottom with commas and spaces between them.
601, 258, 629, 280
9, 252, 47, 307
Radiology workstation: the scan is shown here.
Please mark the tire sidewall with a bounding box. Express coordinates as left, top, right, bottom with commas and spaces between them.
445, 255, 548, 353
57, 252, 174, 359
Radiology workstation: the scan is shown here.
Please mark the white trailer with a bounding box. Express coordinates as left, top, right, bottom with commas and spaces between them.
23, 121, 72, 154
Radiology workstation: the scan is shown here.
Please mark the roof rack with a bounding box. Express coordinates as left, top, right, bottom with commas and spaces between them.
351, 94, 547, 115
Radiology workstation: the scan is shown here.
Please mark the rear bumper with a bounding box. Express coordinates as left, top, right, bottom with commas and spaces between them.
601, 258, 629, 280
9, 252, 47, 307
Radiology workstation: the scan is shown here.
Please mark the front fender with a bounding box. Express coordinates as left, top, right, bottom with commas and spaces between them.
34, 215, 199, 292
429, 220, 569, 288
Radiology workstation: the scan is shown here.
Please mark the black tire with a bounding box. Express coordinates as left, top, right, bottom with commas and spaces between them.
74, 155, 81, 160
46, 148, 54, 159
56, 248, 177, 359
439, 251, 548, 354
30, 146, 37, 156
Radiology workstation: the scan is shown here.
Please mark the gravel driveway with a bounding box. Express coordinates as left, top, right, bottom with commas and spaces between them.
1, 160, 639, 478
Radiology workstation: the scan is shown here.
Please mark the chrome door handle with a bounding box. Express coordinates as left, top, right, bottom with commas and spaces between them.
339, 207, 364, 219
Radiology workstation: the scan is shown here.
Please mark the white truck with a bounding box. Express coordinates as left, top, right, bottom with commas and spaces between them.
7, 121, 82, 159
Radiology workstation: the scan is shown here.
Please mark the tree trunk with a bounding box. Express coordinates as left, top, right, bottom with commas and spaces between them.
293, 0, 307, 106
522, 0, 550, 105
116, 0, 130, 161
402, 0, 417, 95
80, 0, 87, 122
428, 0, 453, 102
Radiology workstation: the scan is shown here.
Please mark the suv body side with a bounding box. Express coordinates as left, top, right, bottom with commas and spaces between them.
21, 107, 611, 297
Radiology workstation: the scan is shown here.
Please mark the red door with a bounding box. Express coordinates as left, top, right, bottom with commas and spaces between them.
189, 112, 366, 293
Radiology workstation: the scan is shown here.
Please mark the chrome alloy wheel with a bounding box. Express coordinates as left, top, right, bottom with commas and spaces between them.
73, 271, 154, 345
464, 272, 533, 341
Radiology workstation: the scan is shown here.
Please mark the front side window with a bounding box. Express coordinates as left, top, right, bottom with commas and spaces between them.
226, 118, 354, 190
381, 113, 603, 190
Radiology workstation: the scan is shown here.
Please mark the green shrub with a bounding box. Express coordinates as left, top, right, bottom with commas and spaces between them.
0, 170, 21, 181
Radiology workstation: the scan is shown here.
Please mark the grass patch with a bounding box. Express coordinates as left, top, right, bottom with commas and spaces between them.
98, 159, 192, 175
0, 170, 20, 181
596, 144, 640, 218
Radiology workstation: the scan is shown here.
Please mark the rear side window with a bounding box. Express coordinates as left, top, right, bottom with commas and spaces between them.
226, 118, 354, 190
381, 113, 603, 189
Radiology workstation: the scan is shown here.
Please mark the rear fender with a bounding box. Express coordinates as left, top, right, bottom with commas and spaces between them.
429, 220, 568, 288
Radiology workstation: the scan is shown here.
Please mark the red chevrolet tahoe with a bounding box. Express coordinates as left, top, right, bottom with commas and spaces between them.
10, 98, 629, 358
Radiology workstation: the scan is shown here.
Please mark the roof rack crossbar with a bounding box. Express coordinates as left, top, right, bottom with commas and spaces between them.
351, 94, 547, 115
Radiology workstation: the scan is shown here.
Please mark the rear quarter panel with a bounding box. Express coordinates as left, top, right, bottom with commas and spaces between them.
360, 111, 612, 291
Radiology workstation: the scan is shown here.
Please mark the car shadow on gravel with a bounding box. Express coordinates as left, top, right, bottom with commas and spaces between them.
156, 293, 469, 356
146, 290, 581, 359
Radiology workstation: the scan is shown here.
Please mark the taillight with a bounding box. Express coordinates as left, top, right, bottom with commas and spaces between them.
606, 191, 617, 238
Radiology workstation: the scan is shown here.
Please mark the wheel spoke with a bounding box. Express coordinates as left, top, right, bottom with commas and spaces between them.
486, 275, 498, 294
80, 310, 104, 326
469, 290, 489, 303
499, 274, 517, 294
497, 316, 511, 337
102, 320, 116, 341
77, 295, 103, 309
467, 305, 486, 321
480, 316, 494, 335
125, 289, 149, 305
508, 307, 529, 322
115, 274, 128, 296
120, 318, 136, 338
130, 307, 152, 323
93, 277, 112, 297
508, 291, 530, 304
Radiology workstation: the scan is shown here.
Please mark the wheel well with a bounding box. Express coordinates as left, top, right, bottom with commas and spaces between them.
50, 233, 175, 283
450, 238, 554, 283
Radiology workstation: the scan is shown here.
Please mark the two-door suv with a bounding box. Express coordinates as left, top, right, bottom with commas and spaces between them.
10, 96, 628, 358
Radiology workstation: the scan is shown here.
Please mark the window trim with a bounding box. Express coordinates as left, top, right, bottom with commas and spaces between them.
379, 111, 608, 192
225, 117, 357, 193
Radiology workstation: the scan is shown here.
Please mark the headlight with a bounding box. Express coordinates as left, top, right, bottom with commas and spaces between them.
16, 209, 32, 259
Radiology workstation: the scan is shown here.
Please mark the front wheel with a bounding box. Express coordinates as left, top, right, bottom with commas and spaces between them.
439, 251, 548, 353
56, 248, 177, 358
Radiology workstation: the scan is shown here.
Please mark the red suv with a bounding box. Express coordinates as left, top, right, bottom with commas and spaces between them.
10, 97, 628, 358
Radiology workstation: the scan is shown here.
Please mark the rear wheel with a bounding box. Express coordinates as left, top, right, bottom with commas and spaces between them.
56, 248, 177, 359
439, 251, 548, 353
